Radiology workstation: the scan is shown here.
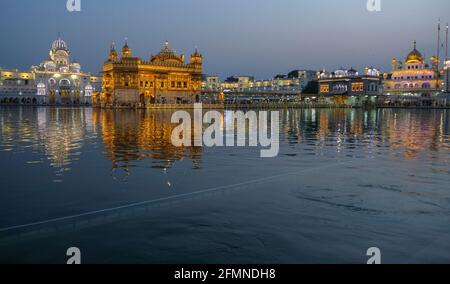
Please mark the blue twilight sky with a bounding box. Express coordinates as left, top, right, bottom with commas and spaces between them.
0, 0, 449, 79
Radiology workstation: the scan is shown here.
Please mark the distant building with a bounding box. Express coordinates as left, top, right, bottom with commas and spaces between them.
318, 67, 382, 105
237, 76, 254, 84
384, 41, 442, 96
0, 68, 37, 104
287, 70, 317, 90
202, 75, 221, 91
202, 70, 317, 94
444, 59, 450, 93
0, 35, 101, 105
98, 41, 202, 107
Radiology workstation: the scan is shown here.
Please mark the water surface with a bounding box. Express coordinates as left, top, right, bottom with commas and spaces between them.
0, 107, 449, 263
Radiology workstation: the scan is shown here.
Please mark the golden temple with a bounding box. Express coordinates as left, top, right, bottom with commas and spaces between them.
95, 41, 202, 107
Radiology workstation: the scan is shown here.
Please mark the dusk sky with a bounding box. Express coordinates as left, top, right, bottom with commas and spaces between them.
0, 0, 449, 79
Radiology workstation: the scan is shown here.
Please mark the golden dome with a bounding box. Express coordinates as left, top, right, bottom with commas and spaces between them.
150, 41, 184, 64
406, 41, 424, 63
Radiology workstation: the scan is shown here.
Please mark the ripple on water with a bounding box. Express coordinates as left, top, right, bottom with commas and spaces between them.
0, 107, 450, 263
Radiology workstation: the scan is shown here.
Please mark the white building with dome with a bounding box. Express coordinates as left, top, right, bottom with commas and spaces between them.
31, 36, 100, 105
384, 41, 442, 96
1, 36, 100, 105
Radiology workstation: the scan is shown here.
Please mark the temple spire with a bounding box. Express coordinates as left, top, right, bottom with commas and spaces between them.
121, 38, 132, 57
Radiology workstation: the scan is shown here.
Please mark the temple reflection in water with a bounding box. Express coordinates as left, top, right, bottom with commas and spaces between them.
0, 107, 449, 178
280, 108, 450, 160
92, 108, 203, 171
0, 107, 96, 169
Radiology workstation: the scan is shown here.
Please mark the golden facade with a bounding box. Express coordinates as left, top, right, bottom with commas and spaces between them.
96, 41, 202, 107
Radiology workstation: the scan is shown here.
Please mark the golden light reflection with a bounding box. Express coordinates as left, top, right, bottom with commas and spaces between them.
280, 108, 449, 160
93, 108, 204, 171
0, 108, 448, 176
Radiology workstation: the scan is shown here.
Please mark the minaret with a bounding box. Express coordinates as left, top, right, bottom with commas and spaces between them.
109, 42, 118, 61
122, 38, 132, 58
190, 46, 202, 66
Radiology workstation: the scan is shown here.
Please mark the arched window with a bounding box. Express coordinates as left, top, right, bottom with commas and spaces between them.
37, 83, 46, 96
84, 84, 94, 97
49, 78, 56, 86
59, 79, 71, 86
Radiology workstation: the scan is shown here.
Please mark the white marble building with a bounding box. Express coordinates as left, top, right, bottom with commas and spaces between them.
0, 36, 100, 105
32, 36, 100, 105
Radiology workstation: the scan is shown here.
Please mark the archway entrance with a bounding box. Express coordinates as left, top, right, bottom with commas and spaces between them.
49, 90, 56, 104
60, 90, 71, 105
140, 93, 146, 106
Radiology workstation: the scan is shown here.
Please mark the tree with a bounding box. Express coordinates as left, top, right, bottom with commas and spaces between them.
224, 76, 238, 83
287, 70, 300, 79
302, 80, 319, 94
274, 74, 286, 80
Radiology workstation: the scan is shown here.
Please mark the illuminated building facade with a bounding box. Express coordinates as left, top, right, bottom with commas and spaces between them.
384, 41, 442, 96
32, 36, 101, 105
202, 75, 221, 91
444, 59, 450, 93
1, 36, 100, 105
0, 68, 37, 104
98, 41, 202, 107
318, 68, 382, 104
202, 70, 317, 94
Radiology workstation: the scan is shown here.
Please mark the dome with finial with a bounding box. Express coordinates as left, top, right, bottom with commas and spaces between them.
109, 42, 118, 60
110, 42, 117, 53
190, 46, 202, 65
122, 39, 132, 57
150, 41, 184, 64
406, 41, 424, 64
192, 46, 201, 57
161, 40, 175, 55
52, 34, 68, 51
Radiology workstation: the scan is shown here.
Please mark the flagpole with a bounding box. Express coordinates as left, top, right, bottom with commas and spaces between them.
446, 23, 449, 93
436, 19, 441, 92
446, 23, 449, 61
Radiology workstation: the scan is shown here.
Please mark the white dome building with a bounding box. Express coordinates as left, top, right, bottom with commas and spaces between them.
28, 35, 101, 105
